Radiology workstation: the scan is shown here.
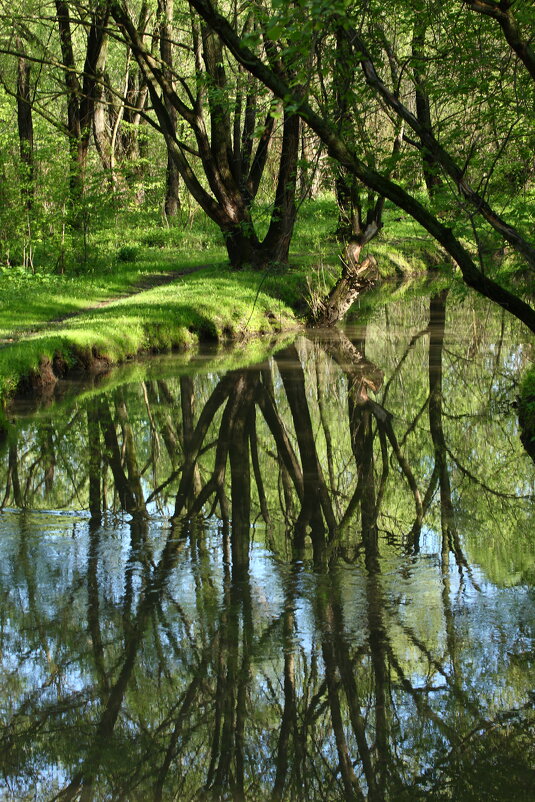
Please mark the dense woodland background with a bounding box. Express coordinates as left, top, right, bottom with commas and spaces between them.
0, 0, 534, 326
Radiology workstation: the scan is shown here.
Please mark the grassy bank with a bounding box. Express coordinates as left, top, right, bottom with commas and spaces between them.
0, 196, 447, 412
0, 263, 310, 409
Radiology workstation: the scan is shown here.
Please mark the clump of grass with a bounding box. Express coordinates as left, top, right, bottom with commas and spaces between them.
116, 245, 138, 263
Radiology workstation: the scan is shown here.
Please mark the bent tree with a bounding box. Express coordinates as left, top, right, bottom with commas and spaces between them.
111, 0, 305, 267
187, 0, 535, 331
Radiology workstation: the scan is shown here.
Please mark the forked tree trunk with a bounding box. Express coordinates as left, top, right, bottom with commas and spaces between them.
223, 222, 262, 268
112, 2, 301, 270
312, 230, 379, 326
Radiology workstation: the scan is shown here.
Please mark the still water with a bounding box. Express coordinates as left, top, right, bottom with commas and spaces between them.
0, 288, 533, 800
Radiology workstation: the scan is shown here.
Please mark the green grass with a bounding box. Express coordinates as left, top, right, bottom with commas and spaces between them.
0, 197, 442, 341
0, 246, 225, 340
0, 264, 308, 408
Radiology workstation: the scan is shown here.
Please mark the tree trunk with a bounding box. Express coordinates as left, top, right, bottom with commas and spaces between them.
260, 110, 300, 263
112, 2, 300, 270
55, 0, 83, 203
158, 0, 180, 216
412, 23, 442, 197
223, 222, 262, 268
56, 2, 109, 216
312, 245, 378, 326
16, 39, 34, 210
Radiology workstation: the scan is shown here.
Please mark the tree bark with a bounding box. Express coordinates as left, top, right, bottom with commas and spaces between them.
158, 0, 180, 216
112, 1, 302, 269
16, 38, 34, 210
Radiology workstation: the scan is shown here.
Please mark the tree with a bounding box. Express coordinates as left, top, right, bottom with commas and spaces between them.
110, 0, 307, 267
186, 0, 535, 331
15, 36, 34, 210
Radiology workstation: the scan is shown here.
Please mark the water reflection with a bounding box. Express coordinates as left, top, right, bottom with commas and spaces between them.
0, 291, 534, 800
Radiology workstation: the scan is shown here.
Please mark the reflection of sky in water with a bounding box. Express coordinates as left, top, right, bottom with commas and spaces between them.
0, 527, 532, 796
1, 508, 532, 700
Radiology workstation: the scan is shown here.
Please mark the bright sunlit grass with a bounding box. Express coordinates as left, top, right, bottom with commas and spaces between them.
0, 264, 306, 406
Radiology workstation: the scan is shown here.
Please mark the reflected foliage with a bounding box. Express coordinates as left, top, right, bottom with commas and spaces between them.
0, 292, 534, 800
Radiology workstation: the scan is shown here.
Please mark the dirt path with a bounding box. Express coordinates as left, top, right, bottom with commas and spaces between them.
0, 264, 210, 348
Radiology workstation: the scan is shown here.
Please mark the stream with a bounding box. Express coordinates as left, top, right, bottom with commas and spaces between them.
0, 287, 533, 801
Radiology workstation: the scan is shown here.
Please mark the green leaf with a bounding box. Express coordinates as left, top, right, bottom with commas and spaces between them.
266, 23, 285, 40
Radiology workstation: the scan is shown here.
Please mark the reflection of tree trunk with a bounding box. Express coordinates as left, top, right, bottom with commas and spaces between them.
365, 569, 388, 800
16, 513, 54, 668
180, 376, 202, 497
205, 562, 253, 800
350, 394, 378, 551
314, 330, 397, 798
322, 328, 424, 543
429, 291, 454, 552
316, 585, 364, 801
235, 580, 253, 800
349, 389, 390, 797
333, 608, 379, 800
153, 652, 211, 802
172, 373, 237, 518
152, 381, 180, 463
87, 402, 102, 521
248, 404, 270, 524
275, 346, 336, 542
41, 424, 55, 496
87, 521, 108, 695
228, 373, 257, 575
8, 438, 23, 508
315, 566, 383, 801
427, 293, 461, 669
272, 566, 300, 800
428, 292, 478, 614
257, 369, 304, 504
58, 516, 189, 801
98, 397, 139, 514
115, 389, 146, 513
428, 290, 468, 572
316, 353, 337, 504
